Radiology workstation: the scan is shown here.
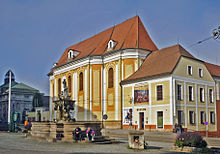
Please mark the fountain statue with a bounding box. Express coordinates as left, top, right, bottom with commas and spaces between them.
53, 79, 75, 122
29, 79, 102, 142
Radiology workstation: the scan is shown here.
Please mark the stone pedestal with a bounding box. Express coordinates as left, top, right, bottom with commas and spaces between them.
30, 121, 102, 142
31, 122, 50, 139
128, 131, 145, 149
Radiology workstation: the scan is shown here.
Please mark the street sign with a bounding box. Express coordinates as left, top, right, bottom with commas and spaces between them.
103, 114, 108, 120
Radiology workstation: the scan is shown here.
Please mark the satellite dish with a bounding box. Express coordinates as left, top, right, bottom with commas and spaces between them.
212, 28, 220, 40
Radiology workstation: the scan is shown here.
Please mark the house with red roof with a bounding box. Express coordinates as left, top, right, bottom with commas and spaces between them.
121, 44, 217, 134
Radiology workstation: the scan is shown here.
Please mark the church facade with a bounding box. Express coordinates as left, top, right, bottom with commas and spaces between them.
48, 16, 158, 128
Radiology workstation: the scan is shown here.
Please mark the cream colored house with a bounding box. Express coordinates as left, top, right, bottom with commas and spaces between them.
121, 45, 217, 132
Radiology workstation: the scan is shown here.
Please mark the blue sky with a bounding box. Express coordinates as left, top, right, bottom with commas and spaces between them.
0, 0, 220, 95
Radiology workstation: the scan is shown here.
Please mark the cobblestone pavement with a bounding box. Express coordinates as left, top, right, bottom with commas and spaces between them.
0, 132, 186, 154
103, 129, 220, 148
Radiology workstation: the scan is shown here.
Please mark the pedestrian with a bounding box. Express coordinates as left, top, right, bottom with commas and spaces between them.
24, 120, 28, 131
72, 127, 82, 142
86, 127, 95, 141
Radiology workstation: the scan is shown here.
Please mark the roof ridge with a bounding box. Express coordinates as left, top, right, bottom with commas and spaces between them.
119, 19, 137, 50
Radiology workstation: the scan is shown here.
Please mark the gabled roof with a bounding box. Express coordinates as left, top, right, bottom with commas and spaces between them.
122, 44, 196, 84
55, 16, 158, 68
205, 62, 220, 77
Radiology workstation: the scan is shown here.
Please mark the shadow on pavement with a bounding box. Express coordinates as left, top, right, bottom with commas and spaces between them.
148, 146, 162, 149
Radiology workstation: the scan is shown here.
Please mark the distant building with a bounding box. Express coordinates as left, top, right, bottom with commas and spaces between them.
0, 70, 42, 123
26, 96, 50, 122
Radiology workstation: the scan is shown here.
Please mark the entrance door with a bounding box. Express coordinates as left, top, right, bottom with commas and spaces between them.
157, 111, 163, 129
37, 111, 41, 122
139, 112, 144, 129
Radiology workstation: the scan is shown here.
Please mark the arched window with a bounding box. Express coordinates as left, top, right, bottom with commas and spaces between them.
108, 68, 114, 88
79, 72, 83, 91
68, 75, 72, 93
58, 78, 61, 94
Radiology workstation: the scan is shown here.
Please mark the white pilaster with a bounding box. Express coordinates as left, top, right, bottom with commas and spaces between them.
170, 77, 173, 126
205, 85, 208, 132
195, 83, 199, 131
74, 72, 78, 120
115, 64, 119, 120
103, 68, 106, 114
173, 79, 176, 116
217, 81, 220, 100
121, 61, 124, 80
149, 83, 152, 124
84, 69, 87, 121
132, 85, 134, 125
184, 82, 187, 128
90, 67, 92, 120
54, 79, 57, 99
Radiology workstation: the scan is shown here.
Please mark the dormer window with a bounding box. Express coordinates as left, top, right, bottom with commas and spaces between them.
68, 50, 80, 59
53, 63, 57, 68
107, 40, 117, 50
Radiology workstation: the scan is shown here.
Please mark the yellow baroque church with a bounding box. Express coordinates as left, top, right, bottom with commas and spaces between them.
48, 16, 158, 128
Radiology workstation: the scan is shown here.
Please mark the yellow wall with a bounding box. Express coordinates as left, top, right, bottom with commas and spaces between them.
173, 57, 214, 82
151, 80, 170, 105
123, 86, 132, 108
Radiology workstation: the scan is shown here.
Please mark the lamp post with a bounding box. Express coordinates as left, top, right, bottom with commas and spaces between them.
8, 71, 12, 131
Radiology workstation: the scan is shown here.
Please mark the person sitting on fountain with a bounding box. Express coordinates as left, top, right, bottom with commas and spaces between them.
86, 127, 95, 141
73, 127, 82, 142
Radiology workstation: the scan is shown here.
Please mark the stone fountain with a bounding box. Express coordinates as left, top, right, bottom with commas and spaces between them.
29, 79, 102, 142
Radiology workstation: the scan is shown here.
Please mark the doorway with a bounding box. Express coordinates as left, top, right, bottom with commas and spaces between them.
157, 111, 163, 129
37, 111, 41, 122
139, 112, 144, 129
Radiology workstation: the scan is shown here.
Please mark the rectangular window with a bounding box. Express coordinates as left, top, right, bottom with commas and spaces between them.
188, 86, 194, 101
156, 85, 163, 101
188, 66, 192, 75
177, 84, 183, 100
200, 88, 204, 102
210, 112, 215, 124
199, 68, 203, 77
209, 89, 214, 103
189, 111, 195, 124
200, 111, 205, 124
178, 110, 184, 124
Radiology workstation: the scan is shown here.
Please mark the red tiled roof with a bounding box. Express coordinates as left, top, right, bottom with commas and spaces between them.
205, 62, 220, 77
122, 44, 196, 83
55, 16, 158, 67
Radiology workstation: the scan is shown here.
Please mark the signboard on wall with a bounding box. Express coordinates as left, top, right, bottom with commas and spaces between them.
134, 85, 149, 104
